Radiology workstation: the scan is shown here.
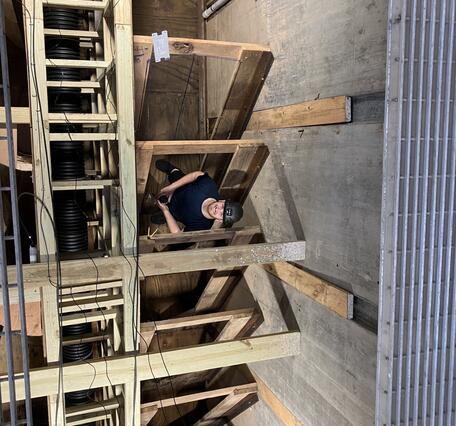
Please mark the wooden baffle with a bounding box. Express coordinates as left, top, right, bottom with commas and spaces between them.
12, 0, 306, 424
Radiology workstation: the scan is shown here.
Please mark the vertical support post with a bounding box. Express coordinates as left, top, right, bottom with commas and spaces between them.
23, 0, 64, 423
113, 0, 137, 255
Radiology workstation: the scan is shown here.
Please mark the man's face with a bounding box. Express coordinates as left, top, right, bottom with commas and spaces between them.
208, 200, 225, 221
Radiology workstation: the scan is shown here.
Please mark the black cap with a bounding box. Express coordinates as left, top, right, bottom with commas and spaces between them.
223, 200, 243, 227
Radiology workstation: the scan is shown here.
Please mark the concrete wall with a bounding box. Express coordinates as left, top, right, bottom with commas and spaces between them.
207, 0, 387, 424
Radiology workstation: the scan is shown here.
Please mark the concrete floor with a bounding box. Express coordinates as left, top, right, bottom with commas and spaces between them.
207, 0, 387, 424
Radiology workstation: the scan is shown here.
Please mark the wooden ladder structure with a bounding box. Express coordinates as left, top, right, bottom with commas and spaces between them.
22, 0, 137, 423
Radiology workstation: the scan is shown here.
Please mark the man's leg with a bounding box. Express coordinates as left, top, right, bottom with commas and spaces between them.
155, 159, 185, 183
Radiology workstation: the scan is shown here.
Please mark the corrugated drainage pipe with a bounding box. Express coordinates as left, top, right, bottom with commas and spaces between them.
202, 0, 232, 19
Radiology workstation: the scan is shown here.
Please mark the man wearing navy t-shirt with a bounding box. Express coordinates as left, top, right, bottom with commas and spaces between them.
153, 159, 244, 233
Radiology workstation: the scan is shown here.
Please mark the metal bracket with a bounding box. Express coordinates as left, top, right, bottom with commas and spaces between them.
152, 31, 170, 63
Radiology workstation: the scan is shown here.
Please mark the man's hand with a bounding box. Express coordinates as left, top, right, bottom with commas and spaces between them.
158, 186, 174, 201
157, 199, 169, 211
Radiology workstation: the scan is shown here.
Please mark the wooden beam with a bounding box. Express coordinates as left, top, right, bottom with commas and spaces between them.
204, 48, 274, 184
133, 36, 271, 61
252, 372, 303, 426
247, 96, 352, 131
139, 226, 261, 252
195, 232, 261, 312
194, 388, 254, 426
0, 107, 30, 124
136, 139, 264, 155
211, 50, 274, 140
5, 242, 306, 302
141, 383, 257, 410
218, 144, 269, 203
262, 262, 354, 319
0, 332, 300, 402
140, 309, 255, 351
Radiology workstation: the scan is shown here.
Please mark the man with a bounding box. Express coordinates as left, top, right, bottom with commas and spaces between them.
153, 159, 243, 233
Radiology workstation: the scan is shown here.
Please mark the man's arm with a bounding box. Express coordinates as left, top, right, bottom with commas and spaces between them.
160, 171, 205, 195
158, 203, 182, 233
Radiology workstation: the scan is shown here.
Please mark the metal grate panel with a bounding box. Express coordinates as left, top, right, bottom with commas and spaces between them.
377, 0, 456, 425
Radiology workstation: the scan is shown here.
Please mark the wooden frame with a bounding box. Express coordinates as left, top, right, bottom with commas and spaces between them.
136, 139, 269, 212
141, 383, 258, 426
1, 332, 300, 403
139, 308, 259, 352
139, 225, 261, 252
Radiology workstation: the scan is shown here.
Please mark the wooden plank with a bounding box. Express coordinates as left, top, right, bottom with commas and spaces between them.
59, 294, 124, 313
23, 0, 56, 258
263, 262, 354, 319
195, 232, 260, 312
139, 226, 261, 252
1, 332, 300, 402
43, 0, 107, 10
0, 107, 30, 124
60, 280, 123, 295
218, 145, 269, 203
61, 308, 117, 326
204, 49, 273, 183
136, 139, 264, 155
140, 308, 254, 350
43, 28, 100, 38
49, 133, 117, 141
65, 397, 119, 416
216, 315, 252, 342
247, 96, 352, 131
62, 331, 109, 346
114, 0, 137, 255
252, 372, 303, 426
142, 383, 257, 410
66, 412, 112, 426
211, 50, 273, 139
6, 242, 306, 293
141, 405, 158, 426
52, 179, 115, 191
48, 113, 117, 123
194, 388, 254, 425
47, 80, 101, 89
133, 36, 271, 60
45, 59, 110, 68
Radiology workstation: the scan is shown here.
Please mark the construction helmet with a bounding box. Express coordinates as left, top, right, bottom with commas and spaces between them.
223, 200, 243, 227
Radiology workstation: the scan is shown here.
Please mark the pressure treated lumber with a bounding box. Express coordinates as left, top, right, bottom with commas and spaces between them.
246, 96, 352, 131
0, 107, 30, 124
141, 383, 257, 411
0, 332, 300, 402
5, 242, 306, 301
194, 388, 254, 426
136, 139, 264, 155
139, 226, 261, 251
252, 372, 303, 426
263, 262, 353, 319
133, 35, 270, 60
140, 308, 255, 351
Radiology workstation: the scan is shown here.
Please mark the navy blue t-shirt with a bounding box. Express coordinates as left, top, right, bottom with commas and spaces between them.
169, 173, 220, 231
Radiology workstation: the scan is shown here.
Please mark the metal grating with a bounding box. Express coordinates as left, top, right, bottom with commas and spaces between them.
377, 0, 456, 425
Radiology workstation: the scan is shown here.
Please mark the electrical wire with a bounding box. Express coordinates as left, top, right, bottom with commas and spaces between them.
20, 1, 194, 423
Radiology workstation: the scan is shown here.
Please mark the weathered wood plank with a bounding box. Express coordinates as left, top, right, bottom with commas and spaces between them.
5, 242, 306, 300
133, 35, 270, 60
193, 388, 255, 426
247, 96, 352, 131
139, 226, 261, 251
252, 372, 303, 426
263, 262, 353, 319
136, 139, 264, 155
0, 106, 30, 124
1, 332, 301, 402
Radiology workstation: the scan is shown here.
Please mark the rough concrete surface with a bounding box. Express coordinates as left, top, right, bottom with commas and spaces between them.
207, 0, 387, 424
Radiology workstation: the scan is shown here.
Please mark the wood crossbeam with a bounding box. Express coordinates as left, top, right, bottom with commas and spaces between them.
0, 332, 300, 403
